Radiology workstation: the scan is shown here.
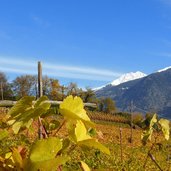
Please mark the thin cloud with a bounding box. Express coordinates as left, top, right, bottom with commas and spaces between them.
44, 63, 121, 77
0, 66, 36, 75
0, 56, 123, 81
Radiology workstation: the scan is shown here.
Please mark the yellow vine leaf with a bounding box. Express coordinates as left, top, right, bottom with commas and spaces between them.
80, 161, 91, 171
59, 95, 94, 125
12, 148, 23, 169
75, 120, 91, 142
141, 114, 158, 144
74, 121, 110, 155
159, 118, 170, 140
150, 113, 157, 128
5, 152, 12, 159
12, 121, 23, 134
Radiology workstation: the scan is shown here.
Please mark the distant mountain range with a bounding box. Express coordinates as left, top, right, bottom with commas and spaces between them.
95, 67, 171, 119
94, 71, 146, 91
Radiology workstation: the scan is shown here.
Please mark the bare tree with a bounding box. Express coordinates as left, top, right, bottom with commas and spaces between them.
0, 72, 13, 100
12, 75, 37, 99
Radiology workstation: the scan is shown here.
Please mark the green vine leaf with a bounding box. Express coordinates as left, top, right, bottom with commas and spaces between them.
58, 138, 70, 154
25, 156, 69, 171
29, 137, 62, 161
159, 118, 170, 140
25, 137, 69, 171
141, 129, 153, 145
78, 139, 110, 155
8, 96, 35, 118
34, 96, 49, 108
8, 96, 50, 134
0, 130, 9, 141
49, 120, 60, 131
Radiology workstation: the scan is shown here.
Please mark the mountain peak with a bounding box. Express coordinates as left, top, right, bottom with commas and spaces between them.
157, 66, 171, 73
111, 71, 147, 86
95, 69, 171, 118
94, 71, 146, 91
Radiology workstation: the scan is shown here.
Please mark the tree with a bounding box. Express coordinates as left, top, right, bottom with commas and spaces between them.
12, 75, 37, 99
0, 72, 13, 100
49, 78, 62, 100
98, 97, 116, 113
42, 76, 63, 100
80, 87, 96, 103
42, 76, 51, 97
12, 75, 64, 100
60, 85, 67, 101
67, 82, 80, 96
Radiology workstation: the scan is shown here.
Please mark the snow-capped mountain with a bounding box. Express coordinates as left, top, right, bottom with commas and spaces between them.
158, 66, 171, 73
93, 71, 147, 91
95, 67, 171, 118
111, 71, 147, 86
93, 85, 107, 91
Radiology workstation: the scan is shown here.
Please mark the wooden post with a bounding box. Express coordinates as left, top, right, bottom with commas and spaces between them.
61, 85, 65, 101
119, 128, 123, 162
1, 82, 3, 100
38, 61, 43, 97
38, 61, 43, 139
130, 101, 134, 143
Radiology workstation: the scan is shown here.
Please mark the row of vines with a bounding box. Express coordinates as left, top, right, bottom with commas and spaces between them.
0, 95, 170, 170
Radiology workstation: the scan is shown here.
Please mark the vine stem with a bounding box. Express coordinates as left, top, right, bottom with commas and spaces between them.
38, 117, 48, 139
79, 162, 85, 171
57, 165, 62, 171
143, 134, 163, 170
54, 120, 66, 136
148, 152, 163, 171
38, 117, 42, 139
143, 144, 154, 169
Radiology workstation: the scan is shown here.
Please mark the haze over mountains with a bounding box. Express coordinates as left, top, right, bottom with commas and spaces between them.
95, 67, 171, 119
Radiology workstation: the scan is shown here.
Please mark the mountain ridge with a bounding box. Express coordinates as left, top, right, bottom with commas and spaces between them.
95, 67, 171, 119
94, 71, 146, 91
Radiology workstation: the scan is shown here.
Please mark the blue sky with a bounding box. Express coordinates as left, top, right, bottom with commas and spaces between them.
0, 0, 171, 88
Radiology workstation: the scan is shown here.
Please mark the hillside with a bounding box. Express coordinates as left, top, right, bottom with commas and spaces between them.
96, 68, 171, 118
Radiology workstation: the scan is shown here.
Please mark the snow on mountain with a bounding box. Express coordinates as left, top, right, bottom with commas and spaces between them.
93, 71, 146, 91
111, 71, 147, 86
158, 66, 171, 73
93, 85, 107, 91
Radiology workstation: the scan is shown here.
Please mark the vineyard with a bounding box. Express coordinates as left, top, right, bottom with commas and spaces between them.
0, 95, 170, 171
1, 0, 171, 170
